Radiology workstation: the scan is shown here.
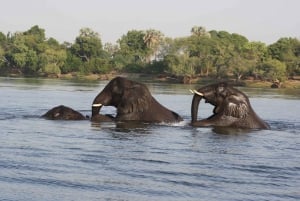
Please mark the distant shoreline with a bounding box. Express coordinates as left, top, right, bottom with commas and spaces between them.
1, 72, 300, 89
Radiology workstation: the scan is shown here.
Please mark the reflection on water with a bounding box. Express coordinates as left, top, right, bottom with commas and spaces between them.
211, 127, 253, 135
91, 121, 153, 135
236, 86, 300, 99
0, 77, 300, 201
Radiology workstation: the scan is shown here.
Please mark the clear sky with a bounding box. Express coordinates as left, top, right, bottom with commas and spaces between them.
0, 0, 299, 44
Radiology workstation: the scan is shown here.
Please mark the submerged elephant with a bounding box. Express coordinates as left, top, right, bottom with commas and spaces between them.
42, 105, 86, 120
190, 82, 270, 129
42, 105, 115, 121
91, 77, 183, 123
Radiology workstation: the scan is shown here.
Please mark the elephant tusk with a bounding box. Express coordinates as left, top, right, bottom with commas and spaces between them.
190, 89, 204, 96
92, 103, 102, 107
194, 90, 204, 96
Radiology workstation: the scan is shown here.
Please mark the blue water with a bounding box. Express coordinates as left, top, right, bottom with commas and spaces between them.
0, 77, 299, 201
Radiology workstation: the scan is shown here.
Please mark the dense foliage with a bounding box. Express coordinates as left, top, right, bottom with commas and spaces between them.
0, 25, 299, 82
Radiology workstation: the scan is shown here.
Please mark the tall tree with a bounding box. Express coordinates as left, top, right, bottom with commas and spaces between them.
188, 35, 217, 76
40, 37, 67, 75
0, 32, 6, 65
117, 30, 148, 70
259, 59, 287, 82
143, 29, 164, 62
71, 28, 103, 62
118, 30, 147, 56
268, 37, 300, 77
6, 32, 36, 72
191, 26, 211, 38
23, 25, 46, 53
104, 42, 119, 58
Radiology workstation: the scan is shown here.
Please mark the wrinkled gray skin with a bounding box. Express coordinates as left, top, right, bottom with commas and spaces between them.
191, 82, 270, 129
92, 77, 183, 123
42, 105, 86, 120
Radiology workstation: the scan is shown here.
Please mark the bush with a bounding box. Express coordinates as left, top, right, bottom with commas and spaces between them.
43, 64, 61, 75
61, 52, 82, 73
145, 60, 167, 74
123, 63, 144, 73
260, 59, 287, 82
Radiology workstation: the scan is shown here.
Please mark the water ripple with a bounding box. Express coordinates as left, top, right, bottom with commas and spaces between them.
1, 78, 300, 201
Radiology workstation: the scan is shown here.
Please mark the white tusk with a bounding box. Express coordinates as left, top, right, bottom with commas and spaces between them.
192, 90, 204, 96
92, 103, 102, 107
189, 89, 195, 94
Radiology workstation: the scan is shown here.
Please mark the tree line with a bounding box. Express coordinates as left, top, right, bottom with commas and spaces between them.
0, 25, 299, 82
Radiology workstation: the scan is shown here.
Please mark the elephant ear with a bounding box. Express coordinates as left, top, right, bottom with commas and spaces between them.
118, 83, 151, 114
223, 94, 249, 118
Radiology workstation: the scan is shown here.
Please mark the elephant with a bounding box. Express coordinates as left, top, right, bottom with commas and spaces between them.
42, 105, 115, 121
91, 77, 183, 123
42, 105, 86, 120
190, 82, 270, 129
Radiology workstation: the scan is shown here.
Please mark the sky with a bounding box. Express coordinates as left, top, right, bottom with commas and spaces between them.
0, 0, 299, 45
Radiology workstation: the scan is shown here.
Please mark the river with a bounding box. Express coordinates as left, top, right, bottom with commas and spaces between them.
0, 77, 299, 201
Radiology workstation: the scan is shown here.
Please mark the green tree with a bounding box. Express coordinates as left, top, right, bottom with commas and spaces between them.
187, 34, 217, 76
23, 25, 45, 42
104, 42, 119, 58
0, 46, 4, 64
62, 50, 82, 73
241, 41, 268, 79
143, 29, 164, 62
230, 55, 253, 80
40, 47, 66, 75
3, 26, 68, 75
259, 59, 287, 82
117, 30, 149, 72
0, 32, 6, 67
23, 25, 46, 53
70, 27, 112, 74
71, 28, 103, 62
159, 37, 190, 76
191, 26, 211, 37
3, 26, 47, 74
206, 31, 249, 78
0, 32, 6, 45
208, 31, 235, 78
7, 33, 30, 70
163, 54, 183, 75
85, 57, 111, 74
268, 37, 300, 77
148, 36, 187, 76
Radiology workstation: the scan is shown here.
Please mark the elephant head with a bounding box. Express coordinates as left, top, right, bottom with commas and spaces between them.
92, 77, 182, 123
190, 82, 270, 129
42, 105, 86, 120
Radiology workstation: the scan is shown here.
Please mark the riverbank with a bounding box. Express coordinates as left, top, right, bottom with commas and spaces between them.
2, 72, 300, 89
60, 73, 300, 89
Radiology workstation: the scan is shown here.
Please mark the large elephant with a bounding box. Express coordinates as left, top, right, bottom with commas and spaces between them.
42, 105, 86, 120
190, 82, 270, 129
91, 77, 183, 123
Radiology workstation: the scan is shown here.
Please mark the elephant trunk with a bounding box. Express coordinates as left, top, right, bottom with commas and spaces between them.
91, 90, 111, 117
92, 104, 102, 117
191, 93, 202, 122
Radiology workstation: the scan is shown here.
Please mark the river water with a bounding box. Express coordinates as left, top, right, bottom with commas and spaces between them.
0, 77, 299, 201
